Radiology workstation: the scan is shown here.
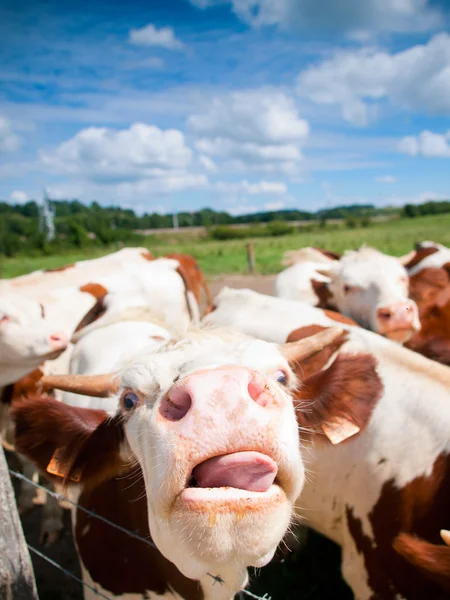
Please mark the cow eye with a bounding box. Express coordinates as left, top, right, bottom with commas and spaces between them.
274, 370, 288, 386
121, 391, 139, 412
343, 285, 351, 294
0, 315, 10, 325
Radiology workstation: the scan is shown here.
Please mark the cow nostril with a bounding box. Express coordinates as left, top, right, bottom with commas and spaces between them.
160, 386, 192, 421
49, 332, 68, 348
248, 375, 269, 407
377, 309, 392, 320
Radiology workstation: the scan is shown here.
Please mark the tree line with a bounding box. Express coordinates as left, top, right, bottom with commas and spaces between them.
0, 197, 449, 258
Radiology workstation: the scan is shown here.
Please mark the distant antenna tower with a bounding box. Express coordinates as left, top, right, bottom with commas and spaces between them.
39, 189, 55, 241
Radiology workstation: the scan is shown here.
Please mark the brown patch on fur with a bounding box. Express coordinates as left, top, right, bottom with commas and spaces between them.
293, 352, 382, 439
323, 309, 360, 327
76, 470, 203, 599
311, 279, 334, 309
313, 247, 342, 260
44, 263, 75, 273
407, 267, 450, 365
347, 453, 450, 599
165, 253, 213, 313
80, 282, 108, 300
12, 396, 126, 490
404, 247, 440, 270
74, 283, 109, 333
140, 250, 154, 261
394, 534, 450, 592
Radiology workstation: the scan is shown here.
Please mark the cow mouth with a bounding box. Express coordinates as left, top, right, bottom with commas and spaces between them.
382, 328, 415, 344
188, 451, 278, 493
176, 451, 283, 507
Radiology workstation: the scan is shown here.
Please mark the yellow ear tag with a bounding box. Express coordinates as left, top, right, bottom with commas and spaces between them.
47, 448, 82, 483
321, 418, 361, 445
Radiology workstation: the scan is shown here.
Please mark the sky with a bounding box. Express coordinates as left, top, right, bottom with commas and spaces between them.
1, 0, 450, 216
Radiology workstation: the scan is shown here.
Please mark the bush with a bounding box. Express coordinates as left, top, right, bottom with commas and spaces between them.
209, 222, 294, 241
266, 221, 294, 236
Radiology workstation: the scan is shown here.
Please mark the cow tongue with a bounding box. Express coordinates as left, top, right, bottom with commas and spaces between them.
192, 451, 278, 493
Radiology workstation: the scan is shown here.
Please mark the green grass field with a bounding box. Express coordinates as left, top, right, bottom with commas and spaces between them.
2, 213, 450, 279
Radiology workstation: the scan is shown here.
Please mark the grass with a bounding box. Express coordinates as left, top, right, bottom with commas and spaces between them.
2, 213, 450, 279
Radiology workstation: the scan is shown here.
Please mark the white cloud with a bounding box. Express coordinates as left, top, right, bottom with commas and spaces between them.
40, 123, 208, 201
9, 190, 29, 203
0, 117, 22, 153
41, 123, 193, 183
215, 180, 287, 194
188, 90, 309, 174
398, 130, 450, 158
297, 33, 450, 126
190, 0, 442, 36
129, 24, 184, 50
375, 175, 397, 183
198, 154, 217, 172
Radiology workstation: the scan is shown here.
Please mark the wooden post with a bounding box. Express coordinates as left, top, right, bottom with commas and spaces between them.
246, 243, 255, 274
0, 447, 39, 600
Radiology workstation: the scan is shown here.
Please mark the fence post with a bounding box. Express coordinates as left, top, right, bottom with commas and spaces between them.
246, 243, 255, 274
0, 447, 39, 600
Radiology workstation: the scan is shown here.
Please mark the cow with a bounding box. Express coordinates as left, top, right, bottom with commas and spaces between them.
10, 325, 375, 600
277, 247, 420, 343
203, 287, 450, 598
0, 293, 69, 540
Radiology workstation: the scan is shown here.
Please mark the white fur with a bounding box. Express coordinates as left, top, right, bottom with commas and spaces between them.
202, 287, 343, 343
275, 261, 332, 305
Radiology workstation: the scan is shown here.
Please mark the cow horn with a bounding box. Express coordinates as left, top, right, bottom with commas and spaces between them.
441, 530, 450, 546
398, 250, 416, 266
39, 373, 119, 398
280, 328, 347, 363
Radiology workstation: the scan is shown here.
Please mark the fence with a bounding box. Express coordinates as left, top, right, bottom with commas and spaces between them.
1, 447, 273, 600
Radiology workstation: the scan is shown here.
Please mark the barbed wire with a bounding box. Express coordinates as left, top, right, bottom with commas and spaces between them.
9, 468, 272, 600
27, 543, 112, 600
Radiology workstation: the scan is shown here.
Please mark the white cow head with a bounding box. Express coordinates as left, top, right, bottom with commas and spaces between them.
0, 294, 68, 386
321, 248, 420, 342
13, 328, 345, 585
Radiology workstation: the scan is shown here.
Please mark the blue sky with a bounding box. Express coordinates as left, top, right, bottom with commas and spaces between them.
1, 0, 450, 215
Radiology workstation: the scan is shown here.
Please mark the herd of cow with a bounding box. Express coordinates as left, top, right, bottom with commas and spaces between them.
1, 241, 450, 600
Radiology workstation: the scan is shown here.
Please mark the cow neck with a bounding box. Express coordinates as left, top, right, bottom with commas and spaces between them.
73, 467, 248, 600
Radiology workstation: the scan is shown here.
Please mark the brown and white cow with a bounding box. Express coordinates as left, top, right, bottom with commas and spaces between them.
203, 287, 450, 599
405, 264, 450, 365
11, 326, 372, 600
276, 247, 420, 343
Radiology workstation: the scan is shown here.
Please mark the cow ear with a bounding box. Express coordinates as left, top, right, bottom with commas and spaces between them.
11, 396, 126, 489
289, 331, 383, 444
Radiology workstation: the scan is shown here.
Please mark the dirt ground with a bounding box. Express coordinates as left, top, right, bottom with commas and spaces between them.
12, 274, 352, 600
